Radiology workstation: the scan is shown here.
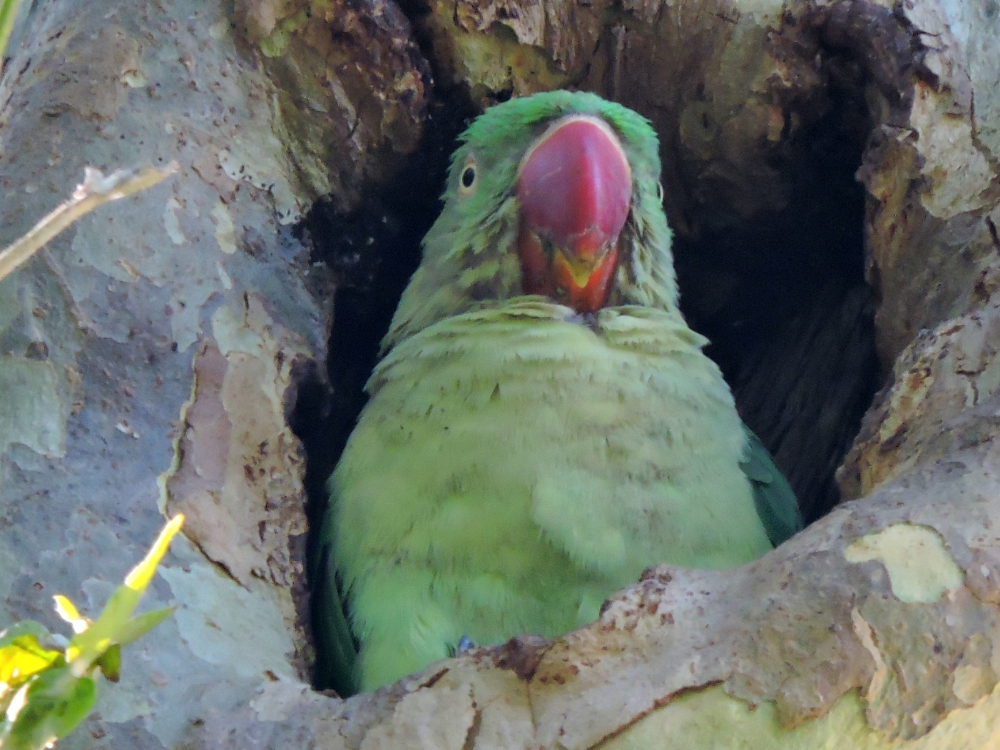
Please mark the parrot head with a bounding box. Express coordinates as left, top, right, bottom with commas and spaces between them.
384, 91, 678, 350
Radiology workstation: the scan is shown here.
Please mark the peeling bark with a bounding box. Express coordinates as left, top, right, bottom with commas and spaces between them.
0, 0, 425, 746
1, 0, 999, 747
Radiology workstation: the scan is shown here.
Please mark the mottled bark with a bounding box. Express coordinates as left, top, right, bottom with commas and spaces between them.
0, 0, 425, 746
1, 0, 999, 747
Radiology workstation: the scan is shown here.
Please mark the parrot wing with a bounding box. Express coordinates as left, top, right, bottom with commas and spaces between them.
313, 516, 359, 696
739, 425, 803, 546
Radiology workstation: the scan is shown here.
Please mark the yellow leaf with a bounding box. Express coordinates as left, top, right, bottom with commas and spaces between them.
125, 514, 184, 591
52, 596, 88, 635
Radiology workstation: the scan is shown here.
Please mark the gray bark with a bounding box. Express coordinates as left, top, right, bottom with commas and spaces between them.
1, 0, 999, 747
0, 0, 424, 746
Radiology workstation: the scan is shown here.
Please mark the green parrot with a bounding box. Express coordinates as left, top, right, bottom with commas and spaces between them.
318, 90, 801, 696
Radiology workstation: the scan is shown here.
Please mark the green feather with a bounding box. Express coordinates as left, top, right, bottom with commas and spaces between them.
312, 537, 358, 696
739, 427, 803, 546
319, 91, 800, 695
383, 91, 678, 350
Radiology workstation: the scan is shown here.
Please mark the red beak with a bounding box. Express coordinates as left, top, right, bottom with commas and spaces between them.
516, 114, 632, 313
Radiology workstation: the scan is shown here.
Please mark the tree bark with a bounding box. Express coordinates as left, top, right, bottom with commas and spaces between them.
0, 0, 425, 746
1, 0, 999, 747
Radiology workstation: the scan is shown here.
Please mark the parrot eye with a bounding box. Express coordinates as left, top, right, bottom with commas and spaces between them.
459, 156, 478, 196
656, 181, 664, 204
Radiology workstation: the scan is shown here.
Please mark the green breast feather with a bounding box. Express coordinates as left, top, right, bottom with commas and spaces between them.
317, 91, 801, 696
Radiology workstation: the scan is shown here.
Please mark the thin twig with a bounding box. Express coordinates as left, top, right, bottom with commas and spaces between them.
0, 162, 179, 282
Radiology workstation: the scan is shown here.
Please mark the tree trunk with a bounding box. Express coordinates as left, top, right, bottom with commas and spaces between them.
0, 0, 424, 746
1, 0, 999, 747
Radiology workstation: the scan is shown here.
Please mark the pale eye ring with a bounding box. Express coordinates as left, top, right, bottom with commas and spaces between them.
656, 181, 664, 203
459, 157, 478, 195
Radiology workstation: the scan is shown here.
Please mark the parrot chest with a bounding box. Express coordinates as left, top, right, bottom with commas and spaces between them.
331, 301, 770, 651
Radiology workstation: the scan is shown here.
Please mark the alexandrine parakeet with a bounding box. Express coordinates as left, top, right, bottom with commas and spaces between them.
318, 90, 801, 696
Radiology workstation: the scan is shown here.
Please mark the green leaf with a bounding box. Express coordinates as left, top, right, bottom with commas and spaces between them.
66, 514, 184, 675
0, 633, 62, 688
0, 627, 64, 730
0, 667, 96, 750
65, 584, 140, 675
94, 644, 120, 683
0, 622, 50, 649
114, 606, 176, 649
0, 515, 185, 749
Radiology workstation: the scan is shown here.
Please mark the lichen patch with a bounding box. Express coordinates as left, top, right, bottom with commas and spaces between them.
0, 355, 67, 458
845, 524, 963, 603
